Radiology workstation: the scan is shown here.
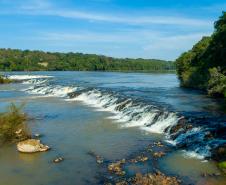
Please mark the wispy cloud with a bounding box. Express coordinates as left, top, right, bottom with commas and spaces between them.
143, 33, 209, 50
26, 30, 211, 60
0, 0, 212, 27
48, 10, 211, 26
0, 0, 217, 60
36, 30, 159, 43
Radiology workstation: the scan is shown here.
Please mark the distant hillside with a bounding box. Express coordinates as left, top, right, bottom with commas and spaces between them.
176, 12, 226, 98
0, 49, 175, 72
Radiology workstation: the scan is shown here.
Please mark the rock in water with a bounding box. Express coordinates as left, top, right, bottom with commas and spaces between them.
17, 139, 50, 153
34, 133, 41, 138
53, 157, 64, 163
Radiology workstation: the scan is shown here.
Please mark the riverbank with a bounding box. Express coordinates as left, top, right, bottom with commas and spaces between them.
0, 48, 175, 72
176, 12, 226, 100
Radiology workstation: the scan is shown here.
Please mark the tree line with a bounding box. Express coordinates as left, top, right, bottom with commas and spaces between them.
176, 12, 226, 99
0, 49, 175, 72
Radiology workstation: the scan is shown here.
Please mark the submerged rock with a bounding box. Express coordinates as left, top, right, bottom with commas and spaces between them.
131, 172, 180, 185
87, 151, 104, 164
68, 91, 82, 98
68, 89, 90, 98
17, 139, 49, 153
108, 159, 126, 176
96, 155, 104, 164
153, 141, 164, 147
201, 172, 221, 177
153, 152, 166, 158
116, 181, 128, 185
34, 133, 42, 138
53, 157, 64, 163
129, 155, 149, 163
115, 100, 131, 111
212, 144, 226, 162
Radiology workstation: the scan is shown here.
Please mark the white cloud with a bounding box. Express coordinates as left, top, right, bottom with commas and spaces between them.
48, 10, 211, 26
37, 30, 160, 43
0, 0, 216, 60
0, 0, 212, 27
142, 33, 212, 60
28, 30, 211, 60
143, 33, 210, 51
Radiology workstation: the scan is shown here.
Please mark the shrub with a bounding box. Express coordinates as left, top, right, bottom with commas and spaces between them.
0, 103, 30, 144
208, 67, 226, 98
176, 12, 226, 98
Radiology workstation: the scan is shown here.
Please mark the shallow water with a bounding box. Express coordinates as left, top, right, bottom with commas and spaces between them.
0, 71, 225, 185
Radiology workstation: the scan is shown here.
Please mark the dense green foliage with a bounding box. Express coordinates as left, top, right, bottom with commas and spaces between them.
176, 12, 226, 98
218, 161, 226, 170
0, 103, 29, 144
0, 49, 175, 72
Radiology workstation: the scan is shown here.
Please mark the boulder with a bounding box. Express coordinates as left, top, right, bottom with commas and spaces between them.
212, 144, 226, 161
17, 139, 49, 153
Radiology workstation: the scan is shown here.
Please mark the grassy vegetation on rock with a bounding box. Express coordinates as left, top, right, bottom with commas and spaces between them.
0, 103, 30, 144
0, 75, 13, 84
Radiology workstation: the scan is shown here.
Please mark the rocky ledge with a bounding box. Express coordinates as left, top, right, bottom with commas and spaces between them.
17, 139, 50, 153
105, 171, 181, 185
129, 171, 180, 185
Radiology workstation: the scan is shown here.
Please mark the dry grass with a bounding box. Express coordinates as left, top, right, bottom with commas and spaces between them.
0, 103, 30, 144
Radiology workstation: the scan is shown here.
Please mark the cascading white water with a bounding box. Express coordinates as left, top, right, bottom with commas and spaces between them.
66, 89, 212, 159
70, 89, 180, 134
25, 85, 78, 97
8, 75, 53, 80
11, 74, 215, 160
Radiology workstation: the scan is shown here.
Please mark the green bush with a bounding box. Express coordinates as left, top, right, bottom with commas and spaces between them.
218, 161, 226, 174
0, 103, 30, 144
218, 161, 226, 169
208, 68, 226, 98
176, 12, 226, 98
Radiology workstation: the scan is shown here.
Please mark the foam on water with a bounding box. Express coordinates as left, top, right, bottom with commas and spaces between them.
22, 79, 48, 85
20, 77, 223, 160
70, 89, 179, 134
8, 75, 53, 80
68, 89, 218, 159
182, 150, 205, 160
25, 85, 78, 97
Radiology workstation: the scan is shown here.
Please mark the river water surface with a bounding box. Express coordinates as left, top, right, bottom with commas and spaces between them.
0, 71, 225, 185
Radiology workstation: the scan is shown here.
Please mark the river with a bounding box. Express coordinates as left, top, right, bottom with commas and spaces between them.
0, 71, 225, 185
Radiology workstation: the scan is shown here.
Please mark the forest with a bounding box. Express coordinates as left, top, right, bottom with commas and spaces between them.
176, 12, 226, 98
0, 49, 175, 72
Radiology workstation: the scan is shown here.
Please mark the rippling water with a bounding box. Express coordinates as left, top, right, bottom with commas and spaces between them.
0, 71, 225, 185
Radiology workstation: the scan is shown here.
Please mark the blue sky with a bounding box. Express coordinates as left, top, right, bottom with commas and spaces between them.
0, 0, 225, 60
